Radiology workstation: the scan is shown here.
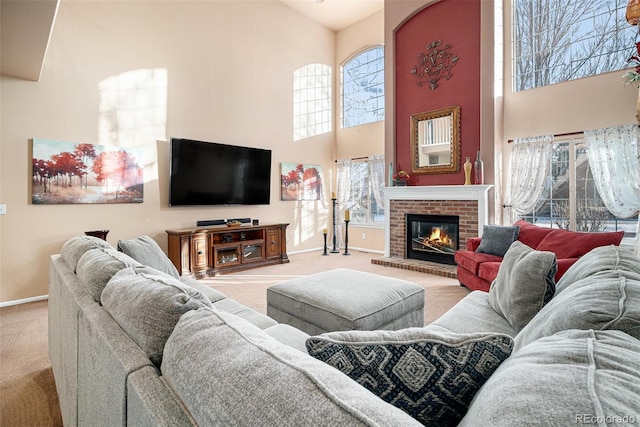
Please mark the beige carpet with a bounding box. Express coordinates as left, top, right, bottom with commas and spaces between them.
0, 250, 468, 426
0, 300, 63, 427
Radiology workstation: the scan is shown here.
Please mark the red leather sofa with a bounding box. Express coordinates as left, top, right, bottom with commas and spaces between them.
454, 220, 625, 292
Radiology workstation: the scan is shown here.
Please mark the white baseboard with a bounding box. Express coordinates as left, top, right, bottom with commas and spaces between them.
288, 247, 383, 255
0, 294, 49, 308
348, 246, 384, 255
288, 247, 324, 255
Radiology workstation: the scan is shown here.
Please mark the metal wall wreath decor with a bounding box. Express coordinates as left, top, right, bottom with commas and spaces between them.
410, 40, 459, 90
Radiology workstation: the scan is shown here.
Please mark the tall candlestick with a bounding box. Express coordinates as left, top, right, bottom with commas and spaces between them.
322, 228, 329, 256
343, 219, 351, 256
330, 198, 339, 253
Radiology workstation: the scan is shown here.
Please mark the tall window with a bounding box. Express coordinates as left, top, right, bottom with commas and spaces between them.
293, 64, 332, 141
517, 138, 637, 238
512, 0, 636, 92
341, 46, 384, 128
341, 159, 385, 225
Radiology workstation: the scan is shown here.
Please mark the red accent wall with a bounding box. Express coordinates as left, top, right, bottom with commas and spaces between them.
395, 0, 481, 186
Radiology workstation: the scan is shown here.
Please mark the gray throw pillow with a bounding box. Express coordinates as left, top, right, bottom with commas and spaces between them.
306, 328, 513, 426
459, 329, 640, 426
101, 266, 212, 366
489, 241, 557, 332
60, 236, 113, 272
117, 235, 180, 279
76, 247, 142, 302
476, 225, 520, 257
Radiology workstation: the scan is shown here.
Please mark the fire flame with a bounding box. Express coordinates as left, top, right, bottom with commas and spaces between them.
423, 227, 452, 247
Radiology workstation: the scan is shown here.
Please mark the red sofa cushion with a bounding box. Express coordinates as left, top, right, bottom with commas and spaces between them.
466, 237, 482, 251
536, 229, 624, 259
477, 261, 501, 283
456, 267, 492, 292
454, 250, 502, 275
513, 220, 555, 248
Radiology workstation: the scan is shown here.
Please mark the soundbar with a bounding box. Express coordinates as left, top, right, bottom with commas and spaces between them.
196, 219, 226, 226
197, 218, 252, 227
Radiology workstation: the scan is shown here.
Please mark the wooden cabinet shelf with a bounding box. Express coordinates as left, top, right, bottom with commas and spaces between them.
166, 223, 288, 277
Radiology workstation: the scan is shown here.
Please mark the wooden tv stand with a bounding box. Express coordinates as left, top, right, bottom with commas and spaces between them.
166, 223, 289, 277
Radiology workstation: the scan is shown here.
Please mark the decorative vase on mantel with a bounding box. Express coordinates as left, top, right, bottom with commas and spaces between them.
474, 151, 484, 185
394, 179, 408, 186
463, 157, 472, 185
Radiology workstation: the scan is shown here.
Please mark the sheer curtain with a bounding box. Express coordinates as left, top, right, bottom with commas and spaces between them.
585, 124, 640, 252
368, 155, 386, 211
335, 158, 352, 248
504, 135, 553, 224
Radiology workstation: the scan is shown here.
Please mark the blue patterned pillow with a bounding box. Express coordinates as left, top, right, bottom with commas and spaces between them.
306, 329, 513, 427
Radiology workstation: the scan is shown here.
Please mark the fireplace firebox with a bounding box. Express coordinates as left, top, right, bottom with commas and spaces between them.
406, 214, 459, 265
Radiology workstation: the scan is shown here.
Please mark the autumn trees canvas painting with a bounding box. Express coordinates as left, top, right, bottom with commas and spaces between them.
280, 163, 323, 201
32, 138, 144, 204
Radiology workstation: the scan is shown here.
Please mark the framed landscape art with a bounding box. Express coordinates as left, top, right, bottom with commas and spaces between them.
280, 163, 324, 201
32, 138, 144, 204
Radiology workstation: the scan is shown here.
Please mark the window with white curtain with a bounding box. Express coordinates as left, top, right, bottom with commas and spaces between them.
338, 158, 384, 226
517, 138, 637, 238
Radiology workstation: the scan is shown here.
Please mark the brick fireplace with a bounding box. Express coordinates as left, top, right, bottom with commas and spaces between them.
374, 185, 493, 276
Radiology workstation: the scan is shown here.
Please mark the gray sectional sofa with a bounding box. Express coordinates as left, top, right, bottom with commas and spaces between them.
49, 235, 640, 426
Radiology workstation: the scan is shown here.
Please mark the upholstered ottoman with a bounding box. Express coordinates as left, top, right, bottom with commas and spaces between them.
266, 268, 425, 335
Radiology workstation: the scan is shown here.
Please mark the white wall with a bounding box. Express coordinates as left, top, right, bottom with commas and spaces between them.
0, 1, 337, 302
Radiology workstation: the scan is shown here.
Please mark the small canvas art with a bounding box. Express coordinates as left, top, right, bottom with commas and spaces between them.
280, 163, 323, 201
32, 138, 144, 204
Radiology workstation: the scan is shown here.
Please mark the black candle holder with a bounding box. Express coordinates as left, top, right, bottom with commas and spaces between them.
322, 231, 329, 256
330, 198, 339, 253
343, 219, 350, 256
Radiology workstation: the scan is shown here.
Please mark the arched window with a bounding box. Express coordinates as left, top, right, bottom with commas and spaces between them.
341, 46, 384, 128
293, 64, 332, 141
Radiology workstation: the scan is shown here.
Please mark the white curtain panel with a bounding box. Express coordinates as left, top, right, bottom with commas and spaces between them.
335, 158, 352, 247
368, 155, 386, 211
505, 135, 554, 224
585, 124, 640, 253
584, 124, 640, 218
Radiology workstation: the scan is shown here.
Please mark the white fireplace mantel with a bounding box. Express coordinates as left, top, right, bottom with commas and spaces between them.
382, 185, 494, 257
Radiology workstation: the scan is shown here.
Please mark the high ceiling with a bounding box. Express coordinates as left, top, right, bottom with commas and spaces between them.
280, 0, 383, 32
0, 0, 384, 82
0, 0, 59, 81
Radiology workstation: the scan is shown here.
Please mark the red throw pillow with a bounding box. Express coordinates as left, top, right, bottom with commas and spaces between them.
536, 229, 624, 259
512, 220, 554, 249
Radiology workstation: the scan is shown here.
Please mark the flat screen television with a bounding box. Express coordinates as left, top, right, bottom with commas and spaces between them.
169, 138, 272, 206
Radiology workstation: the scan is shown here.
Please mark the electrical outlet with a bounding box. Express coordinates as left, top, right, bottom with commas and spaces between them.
0, 204, 6, 215
362, 233, 366, 240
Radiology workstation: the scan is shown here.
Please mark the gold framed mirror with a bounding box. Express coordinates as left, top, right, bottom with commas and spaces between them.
410, 105, 460, 175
